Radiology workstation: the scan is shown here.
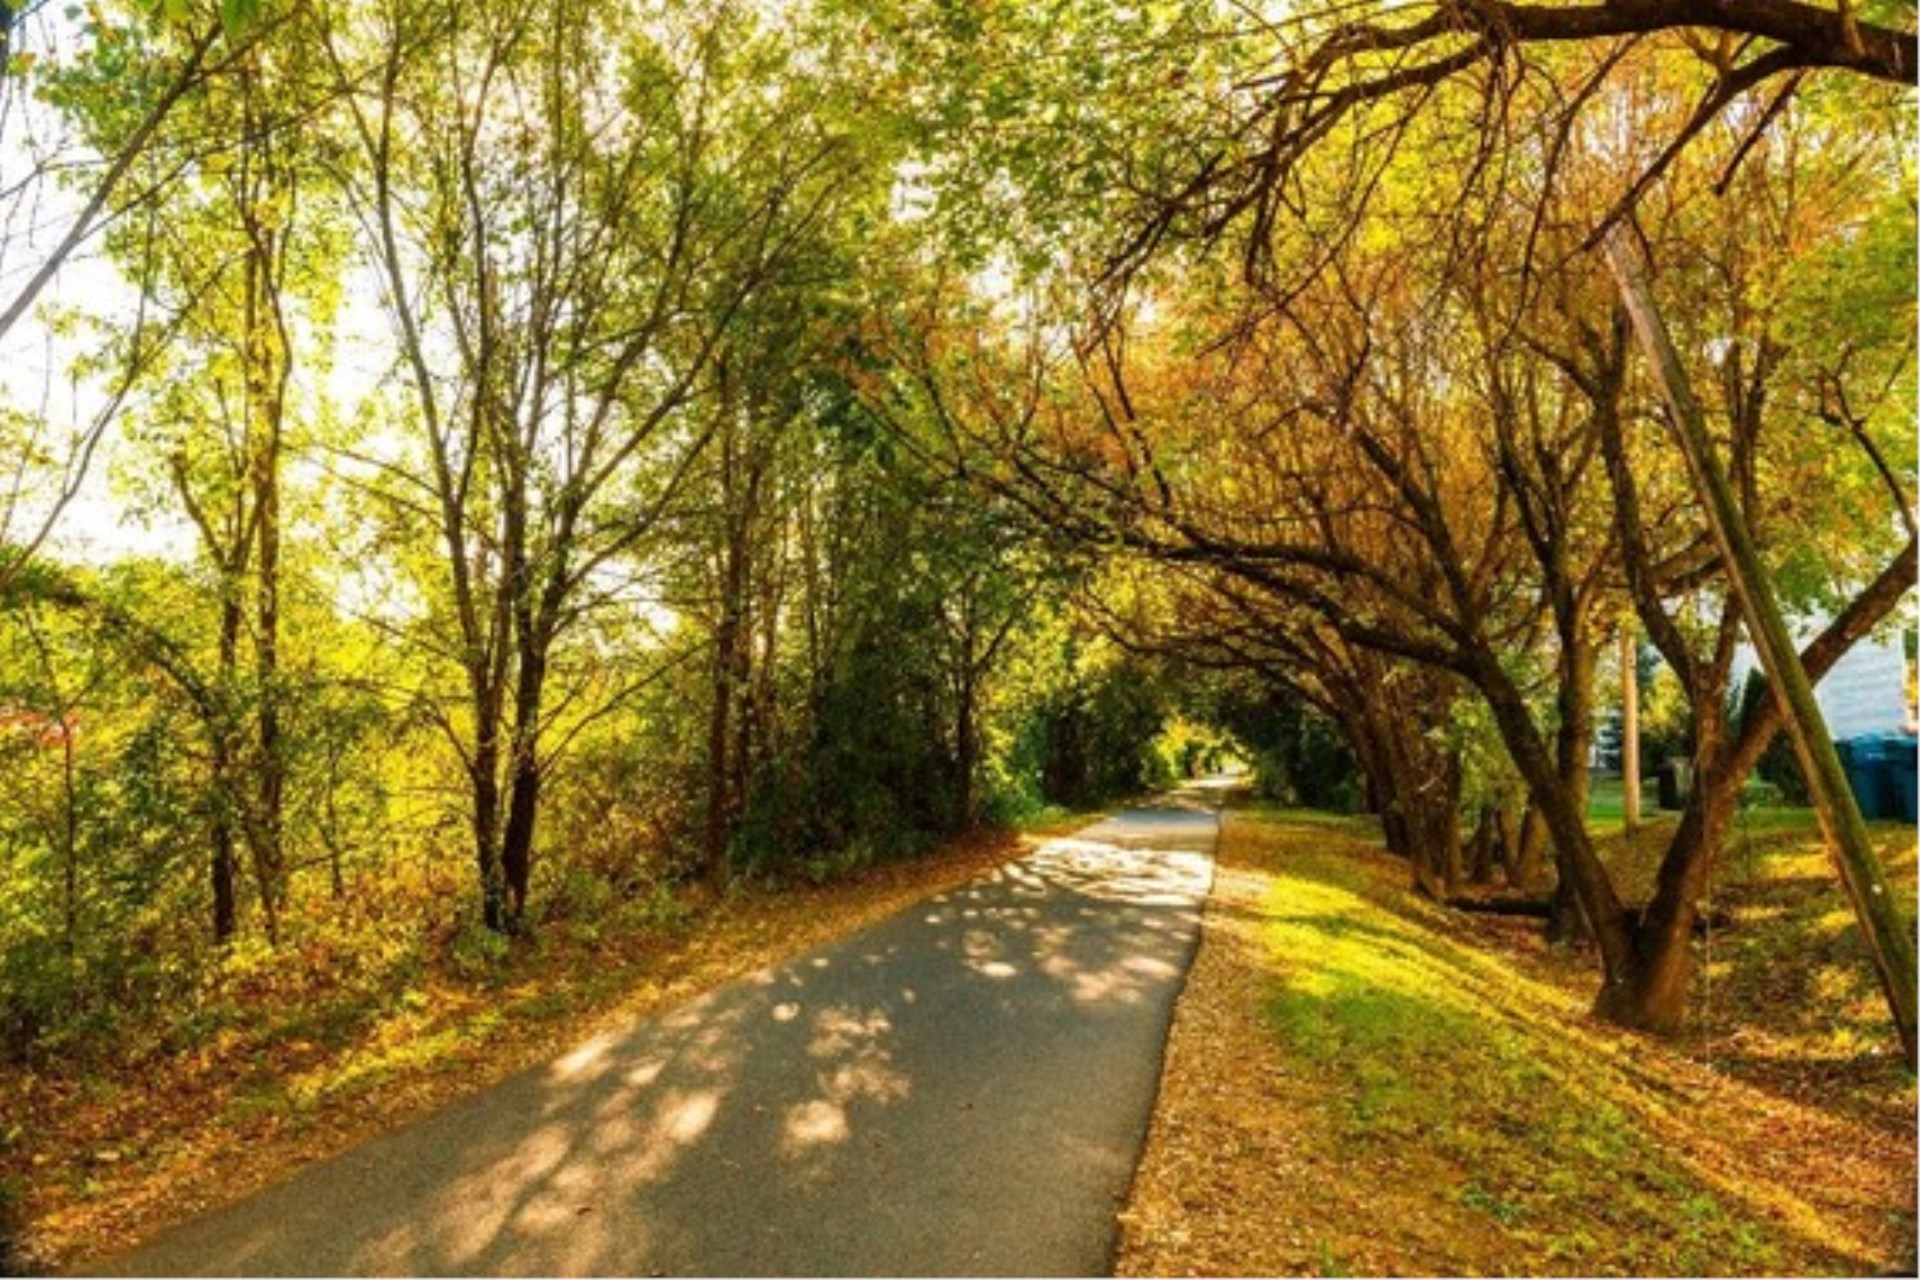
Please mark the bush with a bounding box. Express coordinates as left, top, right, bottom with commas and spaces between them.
1734, 671, 1810, 805
1739, 777, 1785, 811
1208, 685, 1359, 812
446, 917, 511, 982
1026, 656, 1169, 808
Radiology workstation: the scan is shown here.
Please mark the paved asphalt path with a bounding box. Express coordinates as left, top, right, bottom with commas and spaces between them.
86, 800, 1219, 1277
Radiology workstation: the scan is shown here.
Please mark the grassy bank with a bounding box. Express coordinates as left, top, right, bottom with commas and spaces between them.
1120, 806, 1916, 1276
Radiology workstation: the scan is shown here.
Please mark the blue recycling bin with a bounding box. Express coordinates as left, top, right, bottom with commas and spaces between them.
1837, 735, 1908, 821
1878, 734, 1916, 823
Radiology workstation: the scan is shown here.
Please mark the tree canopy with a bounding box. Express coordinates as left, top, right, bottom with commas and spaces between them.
0, 0, 1912, 1117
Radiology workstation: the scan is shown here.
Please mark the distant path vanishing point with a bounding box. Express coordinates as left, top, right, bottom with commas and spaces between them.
87, 795, 1220, 1277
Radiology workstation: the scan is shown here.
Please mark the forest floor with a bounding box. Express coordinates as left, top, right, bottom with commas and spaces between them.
0, 808, 1098, 1273
1117, 803, 1918, 1277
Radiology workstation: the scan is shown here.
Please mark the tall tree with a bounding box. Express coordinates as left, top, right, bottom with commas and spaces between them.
325, 0, 861, 930
0, 0, 263, 589
892, 0, 1916, 1046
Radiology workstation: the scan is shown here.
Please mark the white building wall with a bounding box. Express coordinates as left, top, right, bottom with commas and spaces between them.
1730, 631, 1912, 740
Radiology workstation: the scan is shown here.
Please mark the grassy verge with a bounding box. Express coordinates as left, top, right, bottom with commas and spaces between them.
1012, 802, 1110, 837
1588, 805, 1914, 1115
0, 814, 1102, 1271
1119, 806, 1916, 1276
1585, 774, 1650, 825
1586, 771, 1824, 837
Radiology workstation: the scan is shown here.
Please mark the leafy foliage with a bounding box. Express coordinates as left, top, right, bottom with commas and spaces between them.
0, 0, 1914, 1264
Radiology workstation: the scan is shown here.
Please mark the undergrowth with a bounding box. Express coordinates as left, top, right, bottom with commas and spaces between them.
1, 815, 1098, 1270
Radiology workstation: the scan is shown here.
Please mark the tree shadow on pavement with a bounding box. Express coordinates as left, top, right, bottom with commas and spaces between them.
85, 813, 1217, 1278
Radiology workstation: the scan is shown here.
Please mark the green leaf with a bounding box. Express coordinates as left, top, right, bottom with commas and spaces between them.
219, 0, 261, 38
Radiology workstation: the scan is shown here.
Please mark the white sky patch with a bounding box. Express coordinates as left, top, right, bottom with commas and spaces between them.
890, 159, 937, 224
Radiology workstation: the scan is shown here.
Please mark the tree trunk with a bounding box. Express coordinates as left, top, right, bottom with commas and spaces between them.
251, 441, 284, 929
1545, 869, 1590, 945
1621, 618, 1640, 835
1509, 805, 1548, 890
703, 377, 761, 888
1342, 710, 1393, 830
1607, 231, 1917, 1064
1437, 752, 1464, 898
500, 758, 538, 927
955, 668, 980, 829
748, 530, 784, 814
499, 639, 548, 930
1591, 788, 1729, 1031
705, 546, 750, 885
211, 791, 239, 944
246, 162, 288, 939
1469, 646, 1636, 989
1539, 622, 1601, 947
59, 718, 78, 959
473, 745, 505, 933
323, 766, 346, 901
1467, 808, 1498, 885
212, 594, 243, 944
1384, 725, 1460, 899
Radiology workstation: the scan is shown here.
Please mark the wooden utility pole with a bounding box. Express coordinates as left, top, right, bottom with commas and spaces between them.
1621, 617, 1639, 836
1603, 230, 1917, 1066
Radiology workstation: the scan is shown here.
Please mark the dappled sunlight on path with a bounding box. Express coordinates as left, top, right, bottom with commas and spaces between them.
87, 809, 1217, 1278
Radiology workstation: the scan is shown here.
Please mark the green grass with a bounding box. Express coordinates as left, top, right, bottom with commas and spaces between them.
1586, 771, 1834, 836
1724, 801, 1823, 835
1229, 798, 1382, 834
1251, 820, 1792, 1274
1009, 803, 1108, 835
1585, 774, 1649, 825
